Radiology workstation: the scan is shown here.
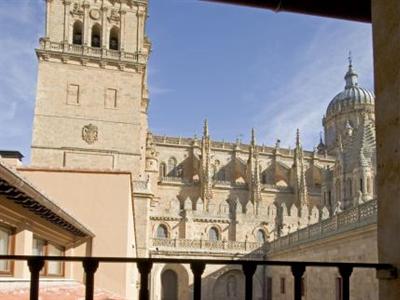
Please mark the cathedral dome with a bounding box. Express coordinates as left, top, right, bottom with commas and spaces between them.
326, 63, 375, 118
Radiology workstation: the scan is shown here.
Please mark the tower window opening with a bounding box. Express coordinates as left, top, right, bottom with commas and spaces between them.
256, 229, 266, 243
91, 24, 101, 48
72, 21, 83, 45
109, 27, 119, 50
209, 227, 219, 241
359, 178, 363, 193
156, 224, 168, 239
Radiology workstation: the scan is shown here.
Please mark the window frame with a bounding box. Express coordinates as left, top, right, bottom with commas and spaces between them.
280, 277, 286, 294
208, 226, 220, 242
32, 237, 65, 277
156, 224, 169, 239
0, 224, 15, 276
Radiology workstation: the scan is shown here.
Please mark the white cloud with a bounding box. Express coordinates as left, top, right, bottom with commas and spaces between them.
251, 21, 373, 150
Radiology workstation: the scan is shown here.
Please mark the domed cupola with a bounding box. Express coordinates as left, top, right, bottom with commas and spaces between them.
323, 57, 375, 153
326, 62, 375, 119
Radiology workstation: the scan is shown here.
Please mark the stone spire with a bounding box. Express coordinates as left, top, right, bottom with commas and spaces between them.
345, 52, 359, 89
200, 119, 213, 208
317, 132, 326, 154
293, 129, 308, 206
247, 128, 261, 206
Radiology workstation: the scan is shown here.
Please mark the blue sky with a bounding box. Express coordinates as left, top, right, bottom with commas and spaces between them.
0, 0, 373, 162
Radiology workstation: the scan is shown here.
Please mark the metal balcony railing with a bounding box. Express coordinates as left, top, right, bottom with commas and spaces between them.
0, 255, 395, 300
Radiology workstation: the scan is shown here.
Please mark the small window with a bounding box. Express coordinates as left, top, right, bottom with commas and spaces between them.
359, 178, 363, 192
168, 157, 177, 177
0, 225, 14, 274
280, 277, 286, 294
32, 237, 64, 277
256, 229, 266, 243
159, 162, 166, 178
156, 225, 168, 239
72, 21, 83, 45
91, 24, 101, 48
67, 84, 79, 105
105, 88, 117, 108
109, 26, 119, 50
209, 227, 219, 241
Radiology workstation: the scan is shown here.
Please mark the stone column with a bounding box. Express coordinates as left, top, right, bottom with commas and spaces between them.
14, 229, 33, 278
137, 6, 146, 51
132, 191, 152, 257
63, 0, 72, 44
45, 0, 52, 38
371, 0, 400, 299
101, 6, 109, 49
120, 9, 127, 52
83, 1, 90, 46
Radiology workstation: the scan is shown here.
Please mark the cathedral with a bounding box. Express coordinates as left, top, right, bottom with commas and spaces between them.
0, 0, 378, 299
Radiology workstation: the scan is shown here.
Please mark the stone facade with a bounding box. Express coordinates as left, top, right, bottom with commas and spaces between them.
0, 0, 381, 299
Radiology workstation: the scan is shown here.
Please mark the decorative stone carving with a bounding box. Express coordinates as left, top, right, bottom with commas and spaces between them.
71, 2, 84, 17
334, 201, 342, 215
89, 8, 100, 20
108, 9, 120, 22
310, 206, 319, 224
321, 206, 330, 220
82, 124, 98, 144
301, 204, 309, 218
290, 204, 298, 217
196, 198, 204, 212
268, 203, 277, 219
235, 199, 242, 214
281, 203, 288, 216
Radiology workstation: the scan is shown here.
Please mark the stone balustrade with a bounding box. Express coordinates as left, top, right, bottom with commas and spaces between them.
37, 38, 147, 64
269, 199, 377, 253
151, 238, 264, 255
151, 199, 377, 256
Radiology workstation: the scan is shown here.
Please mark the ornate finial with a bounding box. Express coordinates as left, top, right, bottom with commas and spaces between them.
319, 132, 323, 143
203, 119, 209, 137
345, 52, 358, 88
348, 51, 353, 68
296, 128, 301, 147
251, 128, 256, 146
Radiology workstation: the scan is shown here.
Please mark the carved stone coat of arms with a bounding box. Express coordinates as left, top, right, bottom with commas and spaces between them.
82, 124, 98, 144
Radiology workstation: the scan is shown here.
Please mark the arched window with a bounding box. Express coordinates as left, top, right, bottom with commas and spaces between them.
168, 157, 177, 177
256, 229, 266, 243
91, 24, 101, 48
209, 227, 219, 241
109, 26, 119, 50
161, 270, 178, 300
156, 224, 168, 239
72, 21, 83, 45
159, 162, 166, 178
359, 178, 363, 193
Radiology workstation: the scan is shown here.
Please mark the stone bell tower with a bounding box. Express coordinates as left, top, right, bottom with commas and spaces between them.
31, 0, 150, 178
